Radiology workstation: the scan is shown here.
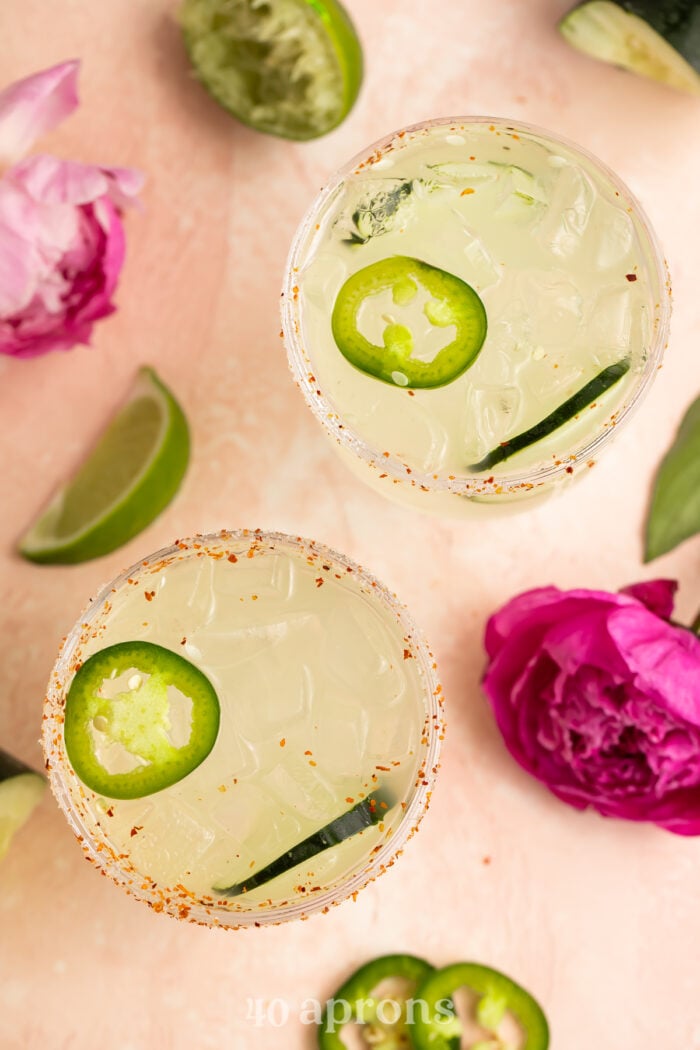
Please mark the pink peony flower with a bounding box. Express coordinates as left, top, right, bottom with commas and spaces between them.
483, 580, 700, 835
0, 61, 143, 358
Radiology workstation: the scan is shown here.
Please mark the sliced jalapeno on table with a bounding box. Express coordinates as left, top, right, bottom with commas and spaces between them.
331, 255, 487, 389
64, 641, 220, 800
411, 962, 549, 1050
319, 953, 435, 1050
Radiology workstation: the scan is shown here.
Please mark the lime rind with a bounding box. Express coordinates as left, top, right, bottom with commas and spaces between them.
179, 0, 363, 140
19, 367, 190, 565
0, 761, 46, 861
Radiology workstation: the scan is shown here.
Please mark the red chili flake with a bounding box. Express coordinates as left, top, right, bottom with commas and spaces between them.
403, 649, 412, 660
315, 577, 324, 588
180, 637, 187, 645
376, 765, 391, 772
228, 553, 238, 563
106, 807, 114, 818
625, 273, 638, 282
144, 590, 156, 602
304, 750, 313, 756
483, 856, 492, 866
130, 826, 143, 837
73, 662, 82, 673
460, 188, 475, 196
379, 802, 388, 810
279, 738, 286, 748
565, 466, 574, 474
345, 797, 355, 804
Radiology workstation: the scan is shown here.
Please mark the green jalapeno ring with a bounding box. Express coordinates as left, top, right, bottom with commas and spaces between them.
318, 954, 435, 1050
64, 641, 221, 801
331, 255, 488, 389
411, 961, 550, 1050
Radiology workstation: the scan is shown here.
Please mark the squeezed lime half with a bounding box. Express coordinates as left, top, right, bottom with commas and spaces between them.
179, 0, 363, 139
19, 367, 190, 565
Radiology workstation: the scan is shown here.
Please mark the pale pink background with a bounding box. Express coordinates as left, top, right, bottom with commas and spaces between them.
1, 1, 699, 1047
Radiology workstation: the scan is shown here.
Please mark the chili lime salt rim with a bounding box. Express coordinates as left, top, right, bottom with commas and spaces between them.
42, 528, 444, 928
282, 114, 672, 501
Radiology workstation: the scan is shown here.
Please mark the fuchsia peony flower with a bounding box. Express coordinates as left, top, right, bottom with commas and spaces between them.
483, 580, 700, 835
0, 61, 142, 358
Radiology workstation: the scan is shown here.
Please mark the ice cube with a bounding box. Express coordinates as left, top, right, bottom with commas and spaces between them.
347, 391, 451, 474
587, 286, 633, 352
321, 595, 405, 698
537, 163, 595, 258
335, 178, 416, 244
519, 271, 583, 347
460, 223, 503, 288
365, 706, 418, 762
301, 251, 349, 310
311, 711, 369, 778
588, 198, 635, 269
463, 384, 523, 462
126, 798, 217, 883
225, 649, 317, 744
263, 757, 343, 826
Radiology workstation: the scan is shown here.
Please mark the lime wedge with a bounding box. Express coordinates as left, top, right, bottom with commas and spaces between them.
0, 751, 46, 862
179, 0, 363, 140
19, 367, 190, 565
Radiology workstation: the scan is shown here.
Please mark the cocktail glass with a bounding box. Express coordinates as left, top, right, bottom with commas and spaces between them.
282, 116, 671, 516
43, 529, 442, 927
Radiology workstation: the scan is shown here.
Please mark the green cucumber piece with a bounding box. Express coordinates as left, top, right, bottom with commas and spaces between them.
214, 789, 390, 896
179, 0, 363, 140
469, 358, 631, 472
559, 1, 700, 95
0, 750, 46, 861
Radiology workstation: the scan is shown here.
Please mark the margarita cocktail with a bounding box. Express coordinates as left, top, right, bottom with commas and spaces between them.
43, 530, 441, 927
283, 117, 670, 514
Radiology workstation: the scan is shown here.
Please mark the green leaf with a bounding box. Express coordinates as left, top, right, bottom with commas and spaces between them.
645, 394, 700, 561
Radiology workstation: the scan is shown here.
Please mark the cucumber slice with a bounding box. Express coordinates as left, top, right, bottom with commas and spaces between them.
214, 789, 389, 896
179, 0, 363, 140
469, 358, 631, 472
0, 750, 46, 861
559, 1, 700, 95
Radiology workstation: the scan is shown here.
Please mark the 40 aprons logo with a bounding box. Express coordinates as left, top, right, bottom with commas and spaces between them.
246, 995, 455, 1031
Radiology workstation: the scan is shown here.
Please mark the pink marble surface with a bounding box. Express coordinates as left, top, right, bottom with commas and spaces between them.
1, 1, 699, 1047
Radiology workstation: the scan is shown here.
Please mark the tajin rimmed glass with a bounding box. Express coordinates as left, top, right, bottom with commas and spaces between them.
43, 529, 443, 928
282, 115, 671, 515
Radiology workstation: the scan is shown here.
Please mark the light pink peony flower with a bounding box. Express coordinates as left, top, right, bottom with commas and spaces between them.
0, 61, 143, 358
483, 579, 700, 835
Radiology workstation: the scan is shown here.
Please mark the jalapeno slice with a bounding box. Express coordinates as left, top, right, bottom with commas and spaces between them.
64, 641, 220, 800
319, 954, 435, 1050
331, 256, 487, 389
411, 962, 549, 1050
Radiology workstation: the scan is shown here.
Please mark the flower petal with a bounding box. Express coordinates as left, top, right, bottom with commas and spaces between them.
0, 60, 79, 165
10, 154, 143, 209
619, 579, 678, 620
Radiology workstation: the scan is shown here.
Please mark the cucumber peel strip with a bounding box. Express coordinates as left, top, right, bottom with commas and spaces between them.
214, 788, 391, 896
469, 358, 631, 473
